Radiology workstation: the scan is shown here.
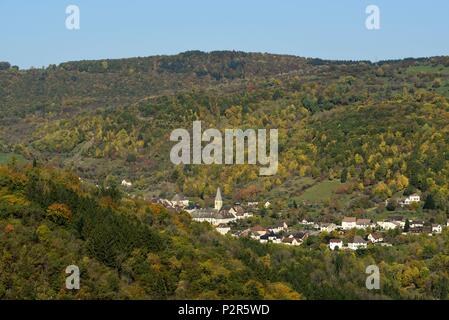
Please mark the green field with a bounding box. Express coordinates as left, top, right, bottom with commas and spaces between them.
297, 180, 343, 203
0, 153, 26, 164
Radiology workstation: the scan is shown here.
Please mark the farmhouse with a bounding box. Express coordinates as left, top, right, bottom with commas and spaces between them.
229, 205, 253, 219
432, 224, 442, 234
329, 239, 343, 251
348, 236, 368, 250
377, 220, 400, 230
260, 232, 281, 244
121, 179, 132, 187
282, 237, 302, 246
404, 194, 421, 205
320, 223, 338, 233
250, 225, 268, 236
300, 219, 315, 226
368, 233, 384, 243
342, 217, 357, 230
291, 231, 309, 242
410, 220, 424, 228
390, 216, 406, 228
356, 219, 373, 230
216, 224, 231, 235
399, 194, 421, 207
171, 194, 190, 208
269, 222, 288, 234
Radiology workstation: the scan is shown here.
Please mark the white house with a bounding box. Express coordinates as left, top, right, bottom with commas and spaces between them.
291, 232, 309, 242
399, 194, 421, 206
329, 239, 343, 251
247, 202, 259, 207
404, 194, 420, 205
229, 206, 253, 220
171, 194, 190, 208
378, 217, 405, 230
269, 222, 288, 234
342, 217, 357, 230
259, 232, 281, 244
250, 225, 268, 236
391, 217, 406, 228
432, 224, 442, 234
300, 219, 316, 226
355, 219, 373, 230
216, 224, 231, 235
410, 220, 424, 229
368, 233, 384, 243
264, 201, 271, 208
377, 220, 399, 230
348, 236, 368, 250
282, 237, 302, 246
121, 179, 132, 187
320, 223, 338, 233
269, 234, 282, 244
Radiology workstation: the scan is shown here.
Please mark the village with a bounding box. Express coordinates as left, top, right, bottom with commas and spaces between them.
151, 188, 449, 251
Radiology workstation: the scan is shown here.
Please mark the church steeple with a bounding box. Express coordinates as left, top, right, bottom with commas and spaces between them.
215, 187, 223, 211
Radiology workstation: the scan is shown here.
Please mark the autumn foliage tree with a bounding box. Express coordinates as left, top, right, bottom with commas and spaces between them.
46, 203, 72, 225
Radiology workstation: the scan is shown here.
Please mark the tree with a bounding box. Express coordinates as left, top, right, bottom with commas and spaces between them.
36, 224, 51, 242
101, 177, 122, 202
0, 62, 10, 71
47, 203, 72, 225
386, 200, 397, 211
373, 181, 392, 198
423, 194, 436, 210
404, 219, 410, 232
340, 168, 348, 183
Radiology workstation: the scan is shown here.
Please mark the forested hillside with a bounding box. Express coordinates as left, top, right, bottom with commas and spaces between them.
1, 51, 449, 299
1, 52, 449, 208
2, 163, 449, 300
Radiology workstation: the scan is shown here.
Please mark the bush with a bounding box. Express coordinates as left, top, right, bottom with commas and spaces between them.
46, 203, 72, 225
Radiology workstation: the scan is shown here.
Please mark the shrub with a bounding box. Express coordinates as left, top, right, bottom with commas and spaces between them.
46, 203, 72, 225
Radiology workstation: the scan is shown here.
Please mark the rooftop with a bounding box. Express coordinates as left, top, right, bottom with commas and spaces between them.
351, 236, 367, 244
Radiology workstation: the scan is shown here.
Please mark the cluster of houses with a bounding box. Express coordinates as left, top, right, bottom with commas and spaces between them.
148, 187, 447, 251
153, 193, 190, 211
228, 214, 447, 249
328, 234, 391, 251
188, 188, 254, 226
233, 223, 309, 246
328, 234, 390, 251
327, 215, 447, 251
154, 188, 255, 227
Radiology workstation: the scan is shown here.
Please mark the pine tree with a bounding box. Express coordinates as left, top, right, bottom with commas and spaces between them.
423, 194, 436, 210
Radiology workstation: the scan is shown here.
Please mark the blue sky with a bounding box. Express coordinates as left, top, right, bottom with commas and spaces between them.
1, 0, 449, 69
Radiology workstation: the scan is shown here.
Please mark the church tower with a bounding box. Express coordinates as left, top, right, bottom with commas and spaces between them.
215, 187, 223, 211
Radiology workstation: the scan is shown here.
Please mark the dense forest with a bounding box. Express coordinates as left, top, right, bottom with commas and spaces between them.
1, 51, 449, 299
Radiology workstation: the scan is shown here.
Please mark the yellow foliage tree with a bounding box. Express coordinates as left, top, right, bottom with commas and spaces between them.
46, 203, 72, 225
